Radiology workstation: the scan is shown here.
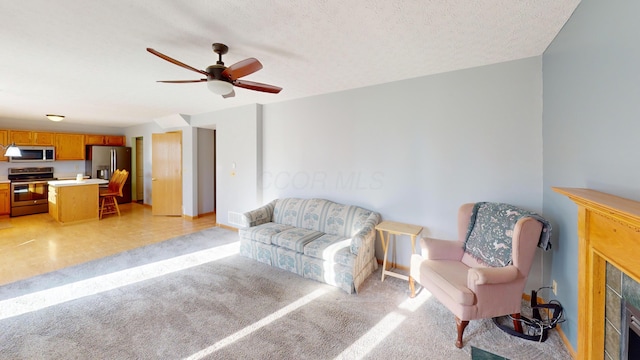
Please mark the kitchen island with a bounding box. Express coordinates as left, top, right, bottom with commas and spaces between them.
48, 179, 108, 224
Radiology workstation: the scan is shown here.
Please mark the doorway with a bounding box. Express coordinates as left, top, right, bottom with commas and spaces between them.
197, 128, 216, 216
151, 131, 183, 216
135, 137, 144, 204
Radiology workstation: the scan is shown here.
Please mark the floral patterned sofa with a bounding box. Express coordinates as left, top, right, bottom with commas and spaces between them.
239, 198, 381, 294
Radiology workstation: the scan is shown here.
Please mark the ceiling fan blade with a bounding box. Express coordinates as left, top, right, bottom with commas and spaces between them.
157, 79, 207, 83
222, 89, 236, 99
222, 58, 263, 81
234, 80, 282, 94
147, 48, 210, 77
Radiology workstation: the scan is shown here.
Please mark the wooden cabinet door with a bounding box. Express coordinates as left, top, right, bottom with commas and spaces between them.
105, 135, 125, 146
0, 183, 9, 215
55, 133, 85, 160
85, 134, 105, 145
33, 132, 55, 145
0, 130, 8, 162
9, 130, 33, 145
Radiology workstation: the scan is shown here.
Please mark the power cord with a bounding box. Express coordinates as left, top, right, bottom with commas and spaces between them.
501, 286, 565, 342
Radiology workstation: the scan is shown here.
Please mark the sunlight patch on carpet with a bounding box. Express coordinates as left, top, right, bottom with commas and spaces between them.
183, 288, 329, 360
0, 242, 239, 320
333, 288, 431, 359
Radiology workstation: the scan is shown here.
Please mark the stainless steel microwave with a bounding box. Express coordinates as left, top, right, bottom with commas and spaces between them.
9, 146, 55, 162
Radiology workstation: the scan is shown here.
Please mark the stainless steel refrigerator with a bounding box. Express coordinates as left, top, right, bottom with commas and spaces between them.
85, 145, 132, 203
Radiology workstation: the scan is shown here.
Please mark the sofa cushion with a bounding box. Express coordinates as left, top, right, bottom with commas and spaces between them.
272, 198, 376, 239
303, 234, 355, 268
239, 222, 293, 244
272, 228, 324, 252
273, 198, 308, 227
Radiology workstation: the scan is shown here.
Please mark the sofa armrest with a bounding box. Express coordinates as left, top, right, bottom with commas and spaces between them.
240, 200, 277, 228
467, 265, 519, 288
350, 212, 381, 255
420, 237, 464, 260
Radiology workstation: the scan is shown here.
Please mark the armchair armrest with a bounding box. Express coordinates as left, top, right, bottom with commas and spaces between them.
420, 237, 464, 260
467, 265, 519, 287
240, 200, 277, 228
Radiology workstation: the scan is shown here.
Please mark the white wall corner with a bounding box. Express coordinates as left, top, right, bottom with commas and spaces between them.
153, 113, 191, 129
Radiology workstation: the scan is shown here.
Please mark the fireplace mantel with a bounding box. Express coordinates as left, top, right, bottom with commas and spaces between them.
554, 187, 640, 360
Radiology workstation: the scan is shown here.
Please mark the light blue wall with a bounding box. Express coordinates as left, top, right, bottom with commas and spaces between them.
542, 0, 640, 350
262, 56, 545, 279
190, 104, 262, 225
188, 57, 546, 287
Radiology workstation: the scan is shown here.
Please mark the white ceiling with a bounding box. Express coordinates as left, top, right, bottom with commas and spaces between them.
0, 0, 580, 128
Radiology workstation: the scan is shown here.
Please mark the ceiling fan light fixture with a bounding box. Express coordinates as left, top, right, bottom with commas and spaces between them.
207, 80, 234, 95
46, 114, 65, 122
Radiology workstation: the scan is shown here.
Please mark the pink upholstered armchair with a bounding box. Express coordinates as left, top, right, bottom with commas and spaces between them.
409, 203, 547, 348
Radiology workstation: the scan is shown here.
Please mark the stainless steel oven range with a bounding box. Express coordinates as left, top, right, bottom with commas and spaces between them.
8, 167, 56, 217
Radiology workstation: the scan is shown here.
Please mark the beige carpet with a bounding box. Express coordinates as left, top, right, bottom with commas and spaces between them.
0, 227, 572, 359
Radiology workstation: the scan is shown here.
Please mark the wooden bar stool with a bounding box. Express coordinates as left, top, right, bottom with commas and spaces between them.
99, 169, 129, 219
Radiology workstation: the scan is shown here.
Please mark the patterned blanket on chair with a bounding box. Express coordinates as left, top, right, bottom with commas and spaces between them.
463, 202, 552, 267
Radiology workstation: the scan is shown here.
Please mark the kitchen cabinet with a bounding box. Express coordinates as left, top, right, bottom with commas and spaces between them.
0, 183, 9, 216
0, 130, 8, 162
105, 135, 125, 146
85, 134, 126, 146
55, 133, 85, 160
85, 134, 104, 145
48, 180, 106, 223
9, 130, 55, 146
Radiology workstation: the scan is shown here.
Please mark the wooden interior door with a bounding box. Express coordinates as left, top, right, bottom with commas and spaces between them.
152, 132, 182, 216
135, 137, 144, 202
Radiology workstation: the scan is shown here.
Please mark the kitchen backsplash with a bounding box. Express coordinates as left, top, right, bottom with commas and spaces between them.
0, 160, 86, 180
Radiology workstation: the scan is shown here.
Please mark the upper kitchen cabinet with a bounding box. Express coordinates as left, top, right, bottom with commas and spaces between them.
105, 135, 125, 146
9, 130, 55, 146
0, 130, 8, 162
55, 133, 85, 160
85, 134, 126, 146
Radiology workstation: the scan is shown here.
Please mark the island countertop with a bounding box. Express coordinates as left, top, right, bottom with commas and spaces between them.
48, 179, 109, 187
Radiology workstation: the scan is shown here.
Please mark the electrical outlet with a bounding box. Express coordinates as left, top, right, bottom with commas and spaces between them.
552, 280, 558, 295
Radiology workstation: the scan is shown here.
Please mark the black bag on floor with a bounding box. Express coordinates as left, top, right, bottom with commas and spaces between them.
492, 288, 564, 342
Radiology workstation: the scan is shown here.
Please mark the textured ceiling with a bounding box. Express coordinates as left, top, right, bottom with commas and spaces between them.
0, 0, 580, 128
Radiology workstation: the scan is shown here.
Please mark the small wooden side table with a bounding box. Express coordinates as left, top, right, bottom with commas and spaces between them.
376, 220, 423, 291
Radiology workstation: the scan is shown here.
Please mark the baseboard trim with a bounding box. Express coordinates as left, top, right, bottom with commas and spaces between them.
375, 258, 410, 272
182, 212, 216, 221
217, 223, 238, 232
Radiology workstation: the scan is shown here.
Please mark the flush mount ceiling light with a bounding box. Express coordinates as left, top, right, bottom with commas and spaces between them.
46, 114, 65, 122
1, 143, 21, 157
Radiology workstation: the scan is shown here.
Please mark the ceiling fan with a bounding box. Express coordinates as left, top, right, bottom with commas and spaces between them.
147, 43, 282, 98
